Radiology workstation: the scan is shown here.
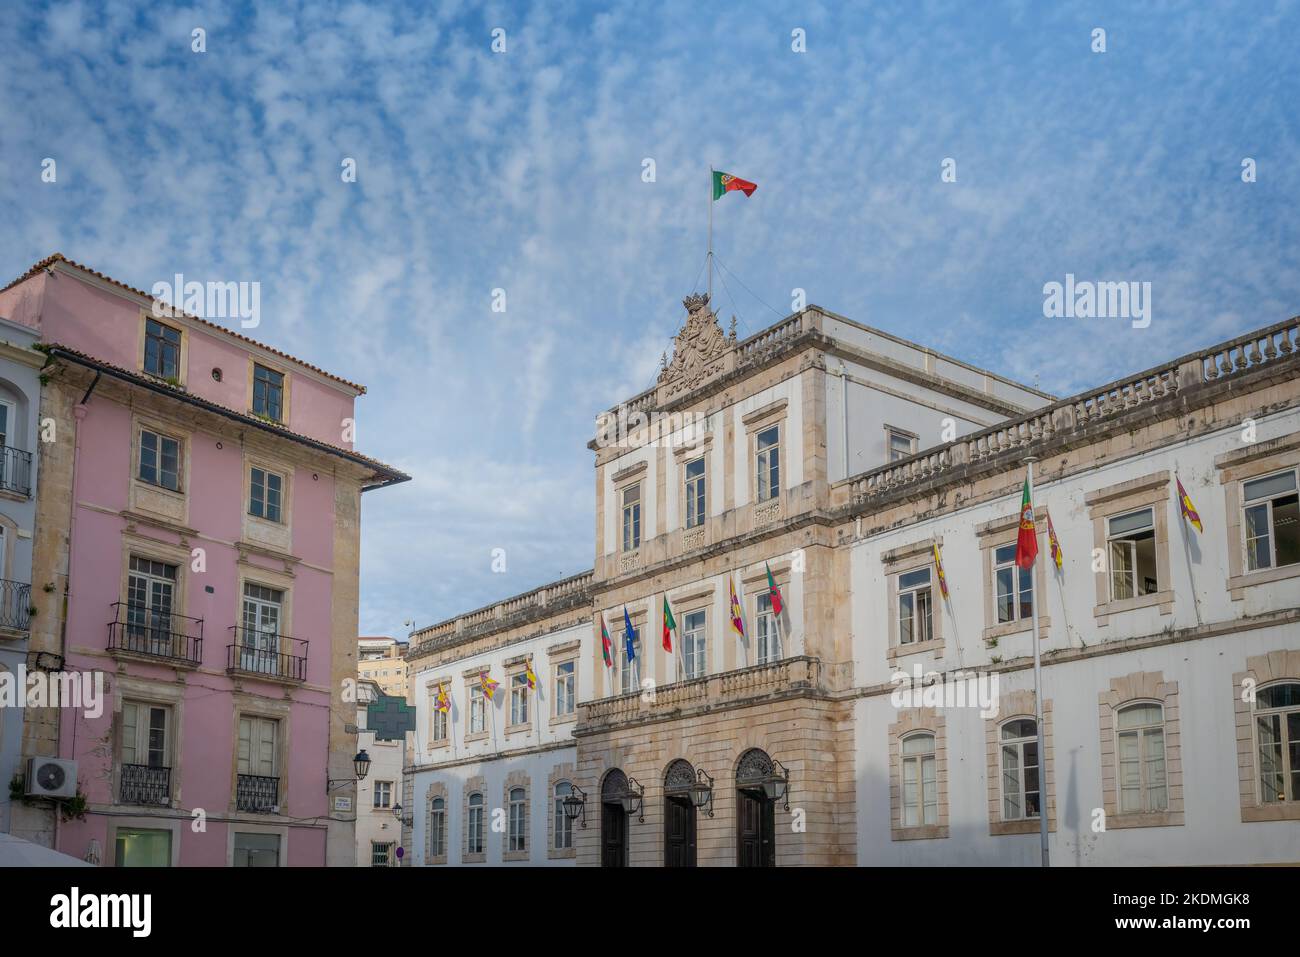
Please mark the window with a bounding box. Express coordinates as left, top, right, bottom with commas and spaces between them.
901, 733, 938, 827
139, 429, 180, 491
554, 660, 575, 716
1255, 682, 1300, 804
0, 398, 12, 448
249, 467, 283, 523
114, 828, 172, 867
1116, 703, 1167, 813
756, 425, 780, 502
233, 832, 280, 867
432, 704, 448, 742
237, 715, 278, 780
125, 556, 177, 650
373, 780, 393, 809
897, 568, 933, 645
508, 787, 527, 852
510, 673, 529, 726
1243, 470, 1300, 572
887, 428, 915, 462
239, 583, 284, 675
144, 319, 181, 380
993, 544, 1034, 624
554, 781, 574, 850
252, 364, 284, 421
999, 719, 1040, 821
371, 842, 395, 867
755, 594, 781, 664
429, 797, 446, 858
467, 793, 485, 855
469, 685, 486, 734
685, 457, 706, 528
122, 701, 169, 769
622, 483, 641, 552
619, 629, 639, 694
1108, 508, 1157, 600
682, 610, 707, 678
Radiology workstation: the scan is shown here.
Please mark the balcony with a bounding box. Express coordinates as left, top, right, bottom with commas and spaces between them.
226, 628, 308, 683
0, 579, 31, 632
0, 446, 32, 497
119, 763, 171, 806
107, 603, 204, 666
236, 773, 279, 813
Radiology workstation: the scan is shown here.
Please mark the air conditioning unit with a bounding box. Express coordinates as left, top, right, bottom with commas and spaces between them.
25, 757, 78, 799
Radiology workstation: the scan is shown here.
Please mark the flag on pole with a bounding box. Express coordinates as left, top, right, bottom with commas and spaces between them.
479, 671, 499, 701
524, 657, 537, 691
662, 596, 676, 652
435, 683, 450, 713
712, 170, 758, 200
1047, 509, 1064, 571
599, 616, 613, 669
622, 606, 637, 662
729, 576, 745, 638
1015, 478, 1038, 570
764, 562, 784, 616
932, 544, 950, 598
1176, 476, 1203, 533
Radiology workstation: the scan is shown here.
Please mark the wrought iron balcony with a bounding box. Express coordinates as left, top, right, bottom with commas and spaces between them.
107, 603, 204, 665
119, 763, 171, 806
0, 579, 31, 631
226, 628, 308, 683
0, 446, 32, 497
236, 773, 279, 813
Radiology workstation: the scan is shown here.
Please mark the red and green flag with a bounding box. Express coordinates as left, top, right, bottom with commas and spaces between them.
712, 170, 757, 200
1015, 478, 1038, 570
599, 617, 613, 668
764, 562, 784, 617
662, 596, 676, 652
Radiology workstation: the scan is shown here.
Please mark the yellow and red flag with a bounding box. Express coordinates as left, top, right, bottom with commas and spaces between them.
1047, 509, 1063, 571
712, 170, 758, 200
1177, 476, 1203, 533
729, 576, 745, 639
932, 544, 949, 599
524, 658, 537, 691
435, 683, 450, 713
479, 671, 499, 701
1015, 478, 1038, 570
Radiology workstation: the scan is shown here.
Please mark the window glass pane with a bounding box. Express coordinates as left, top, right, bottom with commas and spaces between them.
995, 566, 1014, 623
1258, 683, 1300, 710
1117, 703, 1162, 729
1244, 471, 1298, 501
1274, 495, 1300, 568
898, 568, 930, 590
1257, 714, 1284, 803
1109, 508, 1153, 536
1002, 719, 1035, 740
994, 544, 1016, 565
1244, 503, 1271, 571
902, 733, 934, 755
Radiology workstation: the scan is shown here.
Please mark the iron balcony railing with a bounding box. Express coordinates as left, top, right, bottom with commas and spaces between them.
107, 603, 204, 665
226, 627, 308, 682
0, 579, 31, 631
119, 763, 171, 806
236, 773, 279, 813
0, 446, 32, 497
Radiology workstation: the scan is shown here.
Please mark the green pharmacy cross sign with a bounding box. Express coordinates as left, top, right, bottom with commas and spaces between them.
366, 693, 416, 742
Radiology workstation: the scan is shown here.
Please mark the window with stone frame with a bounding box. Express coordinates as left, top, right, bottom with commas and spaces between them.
427, 795, 446, 861
622, 482, 641, 552
138, 428, 182, 492
1241, 468, 1300, 572
684, 455, 706, 528
1097, 672, 1183, 828
144, 318, 182, 380
508, 787, 527, 853
889, 709, 949, 840
984, 691, 1056, 836
998, 718, 1041, 821
468, 684, 486, 735
553, 659, 575, 717
1107, 507, 1159, 600
466, 792, 486, 856
619, 626, 640, 694
897, 567, 933, 646
553, 780, 574, 851
1086, 473, 1174, 624
681, 609, 707, 678
509, 672, 530, 728
755, 424, 780, 502
1234, 650, 1300, 822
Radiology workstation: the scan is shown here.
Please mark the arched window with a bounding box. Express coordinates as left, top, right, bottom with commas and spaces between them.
901, 733, 937, 827
508, 787, 527, 853
1116, 703, 1167, 812
428, 796, 445, 859
1256, 682, 1300, 803
467, 792, 485, 855
999, 719, 1040, 821
554, 781, 574, 850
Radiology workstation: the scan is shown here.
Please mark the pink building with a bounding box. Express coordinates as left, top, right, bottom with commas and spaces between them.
0, 255, 407, 866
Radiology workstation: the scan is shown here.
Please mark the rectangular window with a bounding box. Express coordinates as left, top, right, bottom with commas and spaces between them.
432, 706, 448, 741
684, 457, 706, 529
429, 799, 446, 858
999, 719, 1041, 821
682, 610, 707, 679
554, 661, 575, 716
755, 594, 781, 664
467, 796, 485, 855
554, 783, 574, 850
240, 584, 284, 675
237, 715, 278, 778
510, 673, 529, 726
139, 429, 181, 492
249, 467, 284, 523
233, 832, 280, 867
897, 567, 933, 645
371, 842, 395, 867
622, 483, 641, 552
619, 630, 639, 694
756, 425, 780, 502
1108, 508, 1157, 600
508, 789, 527, 852
252, 365, 284, 421
1243, 470, 1300, 572
993, 543, 1034, 624
901, 735, 938, 827
469, 686, 486, 734
122, 701, 169, 768
144, 319, 181, 380
114, 828, 172, 867
125, 556, 177, 653
887, 428, 915, 463
373, 780, 392, 809
1117, 704, 1167, 813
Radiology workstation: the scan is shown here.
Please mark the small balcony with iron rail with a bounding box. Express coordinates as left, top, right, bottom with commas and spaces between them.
0, 579, 32, 636
119, 763, 172, 807
236, 773, 280, 813
226, 627, 308, 685
107, 603, 204, 667
0, 445, 33, 498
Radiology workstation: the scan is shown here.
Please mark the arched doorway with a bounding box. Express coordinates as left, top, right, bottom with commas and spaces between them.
735, 749, 777, 867
662, 759, 697, 867
600, 769, 630, 867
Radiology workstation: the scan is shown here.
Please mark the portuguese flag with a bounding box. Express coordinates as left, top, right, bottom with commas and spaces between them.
765, 562, 784, 617
713, 170, 758, 200
662, 596, 676, 653
599, 617, 613, 668
1015, 478, 1038, 570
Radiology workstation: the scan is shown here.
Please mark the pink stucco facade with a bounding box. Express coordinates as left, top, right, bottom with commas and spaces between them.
0, 257, 400, 866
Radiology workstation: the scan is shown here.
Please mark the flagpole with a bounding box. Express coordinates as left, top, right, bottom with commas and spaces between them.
1175, 467, 1204, 627
1025, 456, 1050, 867
708, 166, 713, 303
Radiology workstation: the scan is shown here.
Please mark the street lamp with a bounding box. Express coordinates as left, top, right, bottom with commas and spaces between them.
354, 749, 372, 782
689, 768, 715, 818
561, 783, 587, 829
620, 776, 645, 822
392, 802, 412, 827
762, 759, 790, 811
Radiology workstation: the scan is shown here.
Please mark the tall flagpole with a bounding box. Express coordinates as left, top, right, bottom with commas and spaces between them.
708, 166, 713, 302
1025, 456, 1050, 867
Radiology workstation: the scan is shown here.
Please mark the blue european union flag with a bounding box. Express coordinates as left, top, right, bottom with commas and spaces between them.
623, 605, 637, 660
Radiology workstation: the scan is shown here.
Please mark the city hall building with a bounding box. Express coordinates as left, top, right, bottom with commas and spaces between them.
403, 294, 1300, 866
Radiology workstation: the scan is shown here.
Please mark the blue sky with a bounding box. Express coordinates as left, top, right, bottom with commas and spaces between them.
2, 1, 1298, 637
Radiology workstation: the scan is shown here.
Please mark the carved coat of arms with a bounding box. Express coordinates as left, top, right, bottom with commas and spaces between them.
658, 293, 734, 396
